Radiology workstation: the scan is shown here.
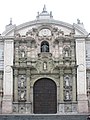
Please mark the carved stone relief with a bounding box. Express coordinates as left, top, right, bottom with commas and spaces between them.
19, 43, 27, 58
64, 74, 72, 101
26, 28, 37, 39
64, 104, 72, 112
63, 46, 71, 58
52, 27, 64, 39
18, 75, 26, 101
13, 103, 32, 114
18, 104, 26, 113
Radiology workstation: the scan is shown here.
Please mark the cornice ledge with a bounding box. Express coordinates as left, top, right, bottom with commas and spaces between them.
55, 35, 74, 41
0, 36, 14, 40
74, 35, 87, 39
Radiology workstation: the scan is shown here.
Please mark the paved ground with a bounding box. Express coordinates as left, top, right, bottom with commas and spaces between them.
0, 114, 89, 120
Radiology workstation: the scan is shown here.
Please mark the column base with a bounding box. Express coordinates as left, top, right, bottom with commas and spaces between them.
77, 94, 88, 113
2, 95, 12, 114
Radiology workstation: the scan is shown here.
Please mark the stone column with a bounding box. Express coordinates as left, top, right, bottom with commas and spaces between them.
26, 69, 31, 114
71, 41, 75, 59
27, 42, 31, 65
59, 41, 63, 58
72, 68, 76, 102
76, 38, 88, 113
58, 69, 64, 113
0, 72, 3, 113
26, 69, 30, 102
2, 39, 14, 113
14, 69, 18, 101
60, 69, 64, 102
71, 41, 75, 65
15, 42, 19, 66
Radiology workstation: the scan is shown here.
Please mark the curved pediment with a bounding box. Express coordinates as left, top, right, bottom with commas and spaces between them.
2, 18, 88, 37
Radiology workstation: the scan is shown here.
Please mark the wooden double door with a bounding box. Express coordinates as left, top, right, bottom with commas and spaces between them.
33, 78, 57, 114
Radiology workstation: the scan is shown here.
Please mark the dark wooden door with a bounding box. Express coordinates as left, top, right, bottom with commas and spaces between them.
33, 78, 57, 114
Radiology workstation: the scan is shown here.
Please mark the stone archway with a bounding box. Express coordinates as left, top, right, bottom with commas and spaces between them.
33, 78, 57, 114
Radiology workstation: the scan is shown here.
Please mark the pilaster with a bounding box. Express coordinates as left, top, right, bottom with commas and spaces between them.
26, 69, 31, 102
71, 41, 75, 59
14, 69, 18, 101
60, 69, 64, 102
15, 42, 19, 66
72, 68, 76, 102
76, 38, 88, 113
2, 39, 14, 113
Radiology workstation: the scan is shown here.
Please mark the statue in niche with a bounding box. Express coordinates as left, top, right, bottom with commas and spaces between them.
65, 91, 70, 100
21, 81, 24, 87
20, 75, 25, 87
21, 51, 25, 58
65, 50, 69, 57
41, 43, 49, 52
43, 62, 47, 70
65, 76, 70, 87
20, 91, 25, 100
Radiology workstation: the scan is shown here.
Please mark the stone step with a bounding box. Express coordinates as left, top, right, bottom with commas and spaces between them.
0, 115, 88, 120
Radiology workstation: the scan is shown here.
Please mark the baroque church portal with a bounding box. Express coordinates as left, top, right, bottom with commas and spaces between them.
0, 5, 90, 114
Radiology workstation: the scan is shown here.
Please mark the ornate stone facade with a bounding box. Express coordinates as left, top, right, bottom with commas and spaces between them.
0, 6, 89, 114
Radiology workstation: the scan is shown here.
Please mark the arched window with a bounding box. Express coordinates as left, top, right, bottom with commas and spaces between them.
41, 41, 49, 52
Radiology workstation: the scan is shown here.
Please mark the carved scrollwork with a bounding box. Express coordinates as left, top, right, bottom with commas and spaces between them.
26, 28, 37, 38
52, 27, 64, 39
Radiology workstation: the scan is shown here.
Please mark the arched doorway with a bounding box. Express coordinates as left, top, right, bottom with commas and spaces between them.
33, 78, 57, 114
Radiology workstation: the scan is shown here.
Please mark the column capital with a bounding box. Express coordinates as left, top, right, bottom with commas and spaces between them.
60, 69, 64, 75
26, 69, 31, 77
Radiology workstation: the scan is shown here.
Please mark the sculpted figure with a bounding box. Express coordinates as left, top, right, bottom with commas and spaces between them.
66, 91, 70, 100
65, 77, 70, 86
41, 43, 49, 52
21, 91, 25, 100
